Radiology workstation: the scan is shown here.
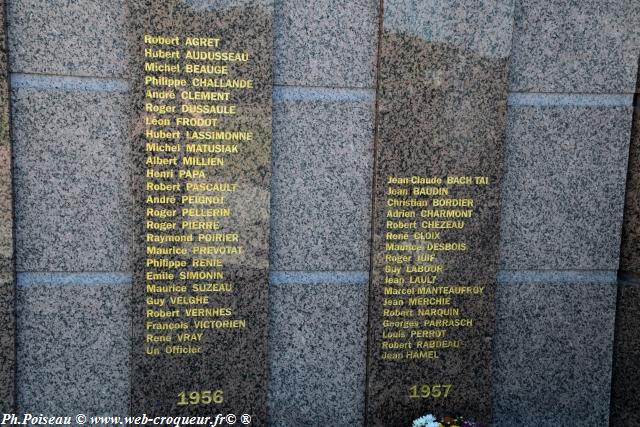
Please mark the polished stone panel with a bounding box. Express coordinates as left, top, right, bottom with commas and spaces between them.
610, 282, 640, 427
128, 1, 272, 421
273, 0, 378, 88
493, 281, 617, 427
268, 283, 367, 427
7, 0, 127, 77
12, 88, 130, 272
612, 93, 640, 425
16, 283, 129, 414
0, 0, 15, 413
0, 280, 14, 414
509, 0, 640, 93
270, 95, 374, 271
620, 109, 640, 273
366, 1, 513, 425
501, 105, 632, 270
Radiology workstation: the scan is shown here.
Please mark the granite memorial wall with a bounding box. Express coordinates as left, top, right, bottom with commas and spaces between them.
0, 0, 639, 426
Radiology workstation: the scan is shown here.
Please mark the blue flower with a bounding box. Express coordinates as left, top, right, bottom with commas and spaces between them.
413, 414, 437, 427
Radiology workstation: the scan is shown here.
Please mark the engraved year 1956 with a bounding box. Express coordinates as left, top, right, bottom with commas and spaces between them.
177, 390, 224, 406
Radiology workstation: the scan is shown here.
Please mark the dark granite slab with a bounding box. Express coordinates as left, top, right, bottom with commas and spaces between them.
0, 280, 14, 414
0, 0, 15, 413
610, 281, 640, 427
612, 69, 640, 425
128, 1, 272, 422
612, 73, 640, 424
365, 2, 513, 425
620, 109, 640, 273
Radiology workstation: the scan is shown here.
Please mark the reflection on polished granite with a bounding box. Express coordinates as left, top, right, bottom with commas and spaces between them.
365, 1, 514, 424
127, 0, 272, 421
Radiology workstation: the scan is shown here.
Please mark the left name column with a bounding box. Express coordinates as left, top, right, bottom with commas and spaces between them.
128, 1, 273, 424
0, 0, 15, 414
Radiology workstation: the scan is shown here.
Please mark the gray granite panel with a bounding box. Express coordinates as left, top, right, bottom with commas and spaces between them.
509, 0, 640, 93
16, 283, 130, 414
273, 0, 378, 88
270, 96, 374, 271
267, 283, 367, 427
500, 105, 632, 270
7, 0, 127, 77
0, 138, 11, 267
12, 88, 131, 272
620, 109, 640, 273
0, 144, 10, 269
492, 281, 617, 427
610, 283, 640, 427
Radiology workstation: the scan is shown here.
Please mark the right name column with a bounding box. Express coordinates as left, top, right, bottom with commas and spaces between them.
365, 2, 514, 425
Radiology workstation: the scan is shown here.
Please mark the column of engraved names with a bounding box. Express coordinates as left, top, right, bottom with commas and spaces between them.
381, 175, 488, 364
142, 34, 251, 358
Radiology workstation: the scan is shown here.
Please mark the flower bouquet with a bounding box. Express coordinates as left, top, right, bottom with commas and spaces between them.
412, 414, 486, 427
